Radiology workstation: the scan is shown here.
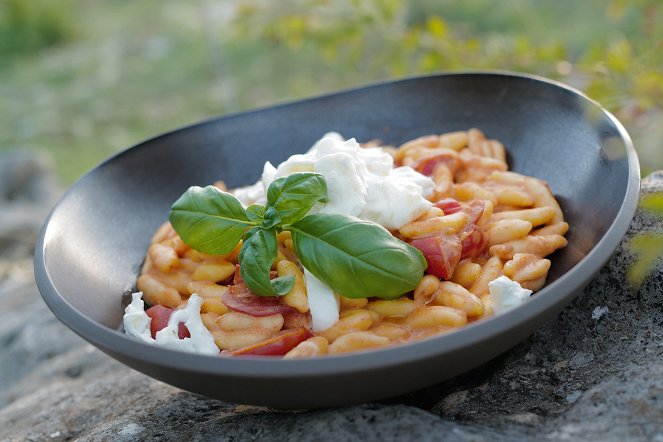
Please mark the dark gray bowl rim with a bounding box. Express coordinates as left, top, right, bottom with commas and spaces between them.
35, 70, 640, 380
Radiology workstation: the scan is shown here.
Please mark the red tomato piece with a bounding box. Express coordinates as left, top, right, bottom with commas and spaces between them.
283, 310, 312, 330
460, 224, 487, 259
461, 199, 485, 224
223, 282, 296, 317
410, 235, 461, 280
145, 305, 190, 339
412, 153, 459, 176
177, 323, 189, 339
434, 198, 463, 215
232, 328, 313, 356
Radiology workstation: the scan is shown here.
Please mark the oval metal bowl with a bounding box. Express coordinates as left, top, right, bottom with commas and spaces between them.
35, 72, 640, 408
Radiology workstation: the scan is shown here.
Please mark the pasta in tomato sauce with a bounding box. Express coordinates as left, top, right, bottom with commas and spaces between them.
128, 128, 568, 357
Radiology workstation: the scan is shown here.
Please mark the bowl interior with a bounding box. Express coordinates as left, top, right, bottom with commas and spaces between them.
42, 73, 631, 328
36, 73, 638, 407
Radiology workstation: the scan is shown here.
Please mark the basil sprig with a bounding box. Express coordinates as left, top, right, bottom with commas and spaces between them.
169, 172, 426, 299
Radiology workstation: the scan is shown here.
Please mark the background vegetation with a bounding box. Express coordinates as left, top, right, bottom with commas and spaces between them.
1, 0, 661, 183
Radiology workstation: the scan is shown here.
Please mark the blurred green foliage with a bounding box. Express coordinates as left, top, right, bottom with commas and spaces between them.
640, 193, 663, 215
230, 1, 662, 123
226, 0, 662, 174
0, 0, 77, 64
628, 231, 663, 287
628, 192, 663, 287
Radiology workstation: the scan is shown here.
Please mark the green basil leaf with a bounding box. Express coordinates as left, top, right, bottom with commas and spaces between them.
239, 228, 294, 296
289, 213, 427, 299
271, 275, 297, 295
246, 204, 266, 222
261, 206, 282, 229
267, 172, 328, 224
169, 185, 255, 255
243, 226, 261, 242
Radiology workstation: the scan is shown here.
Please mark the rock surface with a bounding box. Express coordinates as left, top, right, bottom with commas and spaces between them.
1, 153, 662, 441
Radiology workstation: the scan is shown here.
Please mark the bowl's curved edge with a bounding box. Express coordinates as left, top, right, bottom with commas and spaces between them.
33, 71, 642, 407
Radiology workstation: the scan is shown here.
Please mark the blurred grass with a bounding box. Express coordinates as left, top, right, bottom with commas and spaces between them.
0, 0, 662, 183
0, 0, 77, 64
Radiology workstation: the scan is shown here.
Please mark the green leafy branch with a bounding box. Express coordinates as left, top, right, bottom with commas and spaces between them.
627, 192, 663, 287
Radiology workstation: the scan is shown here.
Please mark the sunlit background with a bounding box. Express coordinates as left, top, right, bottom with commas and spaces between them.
1, 0, 661, 184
